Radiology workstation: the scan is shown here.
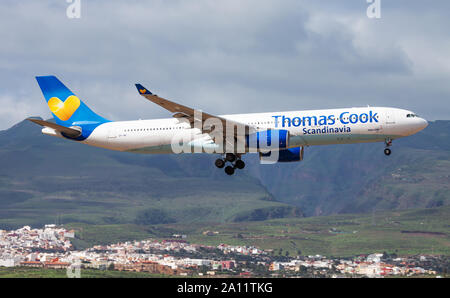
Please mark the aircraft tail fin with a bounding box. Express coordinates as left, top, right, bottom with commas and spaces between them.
35, 76, 109, 127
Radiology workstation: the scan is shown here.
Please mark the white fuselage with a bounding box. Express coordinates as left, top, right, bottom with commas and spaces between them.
48, 106, 428, 154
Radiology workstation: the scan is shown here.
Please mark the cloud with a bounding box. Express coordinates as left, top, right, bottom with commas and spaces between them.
0, 94, 49, 124
0, 0, 449, 130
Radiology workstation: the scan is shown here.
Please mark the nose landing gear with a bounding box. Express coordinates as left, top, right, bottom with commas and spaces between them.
384, 138, 392, 156
215, 154, 245, 175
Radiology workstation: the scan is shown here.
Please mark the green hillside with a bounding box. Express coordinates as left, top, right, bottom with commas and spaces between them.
166, 206, 450, 257
0, 120, 301, 228
254, 120, 450, 215
64, 206, 450, 256
0, 119, 449, 228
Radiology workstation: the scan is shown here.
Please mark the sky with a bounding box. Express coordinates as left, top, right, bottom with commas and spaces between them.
0, 0, 449, 129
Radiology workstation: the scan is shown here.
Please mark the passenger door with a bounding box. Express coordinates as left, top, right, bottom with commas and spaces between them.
108, 128, 117, 140
385, 111, 396, 126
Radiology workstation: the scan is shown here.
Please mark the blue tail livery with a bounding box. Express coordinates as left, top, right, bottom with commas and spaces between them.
35, 76, 109, 127
35, 76, 109, 140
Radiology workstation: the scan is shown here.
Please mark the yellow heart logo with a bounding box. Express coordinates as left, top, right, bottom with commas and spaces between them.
47, 95, 81, 121
140, 89, 147, 94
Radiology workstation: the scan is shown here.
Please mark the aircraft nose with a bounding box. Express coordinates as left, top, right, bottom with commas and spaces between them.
420, 118, 428, 130
415, 118, 428, 132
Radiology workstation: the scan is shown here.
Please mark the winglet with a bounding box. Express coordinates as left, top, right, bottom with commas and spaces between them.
135, 84, 153, 95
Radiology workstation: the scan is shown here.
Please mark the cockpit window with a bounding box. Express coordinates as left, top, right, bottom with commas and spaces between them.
406, 113, 419, 118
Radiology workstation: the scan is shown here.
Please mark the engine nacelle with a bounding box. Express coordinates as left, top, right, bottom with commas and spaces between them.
246, 129, 289, 150
259, 146, 304, 162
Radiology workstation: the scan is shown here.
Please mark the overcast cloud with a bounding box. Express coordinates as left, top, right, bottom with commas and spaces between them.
0, 0, 449, 129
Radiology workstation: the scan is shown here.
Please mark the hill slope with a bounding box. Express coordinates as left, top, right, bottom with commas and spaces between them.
251, 120, 450, 215
0, 119, 448, 227
0, 120, 301, 228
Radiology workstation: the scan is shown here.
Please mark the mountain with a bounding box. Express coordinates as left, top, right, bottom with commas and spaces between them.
0, 120, 302, 228
0, 119, 448, 228
253, 120, 450, 215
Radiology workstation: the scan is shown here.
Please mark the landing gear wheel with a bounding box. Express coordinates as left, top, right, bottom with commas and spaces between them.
225, 153, 236, 162
235, 159, 245, 169
224, 166, 235, 175
215, 159, 225, 168
384, 148, 391, 156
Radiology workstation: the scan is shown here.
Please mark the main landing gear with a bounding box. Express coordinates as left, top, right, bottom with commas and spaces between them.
215, 153, 245, 175
384, 138, 392, 156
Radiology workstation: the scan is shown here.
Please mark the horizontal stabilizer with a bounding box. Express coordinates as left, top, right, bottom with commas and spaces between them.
27, 118, 82, 138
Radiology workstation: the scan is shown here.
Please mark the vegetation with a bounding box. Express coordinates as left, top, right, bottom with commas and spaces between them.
0, 120, 301, 229
257, 120, 450, 215
0, 267, 173, 278
64, 206, 450, 257
0, 119, 449, 257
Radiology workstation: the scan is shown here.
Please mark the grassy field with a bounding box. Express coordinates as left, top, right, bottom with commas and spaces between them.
0, 267, 172, 278
65, 206, 450, 257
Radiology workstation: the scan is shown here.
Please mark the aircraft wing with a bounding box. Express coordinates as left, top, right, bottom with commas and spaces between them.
135, 84, 254, 147
27, 117, 82, 138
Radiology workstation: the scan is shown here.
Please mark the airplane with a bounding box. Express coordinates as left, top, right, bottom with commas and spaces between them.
28, 76, 428, 175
